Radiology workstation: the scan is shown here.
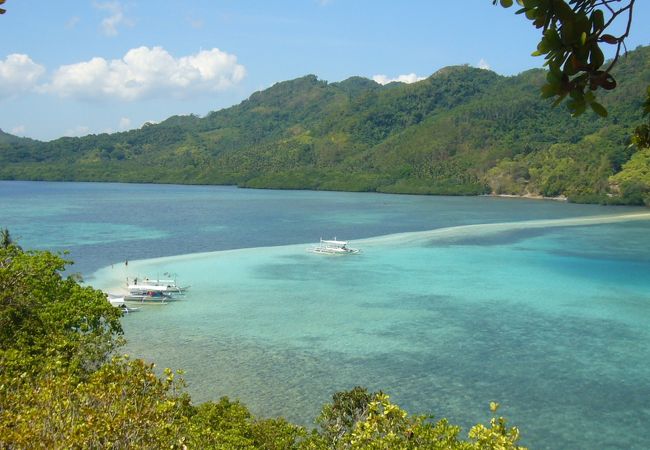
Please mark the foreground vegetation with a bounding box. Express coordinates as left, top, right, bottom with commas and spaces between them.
0, 243, 526, 448
1, 46, 650, 206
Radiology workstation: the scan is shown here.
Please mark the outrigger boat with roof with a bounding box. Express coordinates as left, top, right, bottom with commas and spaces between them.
127, 283, 184, 296
126, 276, 190, 296
139, 277, 190, 292
309, 238, 360, 255
123, 290, 173, 303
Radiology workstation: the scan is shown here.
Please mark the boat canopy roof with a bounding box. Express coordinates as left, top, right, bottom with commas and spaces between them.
128, 284, 173, 291
109, 297, 125, 306
321, 239, 348, 246
143, 278, 176, 284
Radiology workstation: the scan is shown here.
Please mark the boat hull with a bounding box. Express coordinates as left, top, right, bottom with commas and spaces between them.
309, 247, 360, 255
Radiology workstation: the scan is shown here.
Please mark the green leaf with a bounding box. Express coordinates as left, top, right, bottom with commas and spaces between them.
537, 39, 550, 53
541, 83, 558, 98
546, 69, 560, 84
590, 101, 608, 117
569, 88, 585, 101
589, 45, 604, 69
544, 28, 562, 49
500, 0, 514, 7
554, 1, 575, 22
600, 34, 618, 45
591, 10, 605, 31
568, 98, 586, 117
561, 20, 575, 45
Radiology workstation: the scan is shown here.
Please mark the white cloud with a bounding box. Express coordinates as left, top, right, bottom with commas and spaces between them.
118, 117, 131, 130
372, 73, 425, 85
142, 120, 159, 128
187, 16, 204, 29
477, 58, 491, 70
94, 1, 132, 36
41, 46, 246, 101
11, 125, 26, 135
0, 54, 46, 98
64, 125, 90, 137
66, 16, 80, 29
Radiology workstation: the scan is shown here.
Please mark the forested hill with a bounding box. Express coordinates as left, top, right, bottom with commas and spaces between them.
2, 45, 650, 204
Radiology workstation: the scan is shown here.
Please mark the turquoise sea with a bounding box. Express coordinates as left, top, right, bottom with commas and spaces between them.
2, 180, 650, 449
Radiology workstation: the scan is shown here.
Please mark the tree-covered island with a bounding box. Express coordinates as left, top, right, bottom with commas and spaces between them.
1, 45, 649, 206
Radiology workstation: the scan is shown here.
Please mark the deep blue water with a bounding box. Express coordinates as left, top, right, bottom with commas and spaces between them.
2, 180, 650, 449
0, 180, 632, 275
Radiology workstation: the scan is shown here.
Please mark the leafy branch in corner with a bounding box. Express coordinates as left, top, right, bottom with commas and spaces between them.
495, 0, 636, 117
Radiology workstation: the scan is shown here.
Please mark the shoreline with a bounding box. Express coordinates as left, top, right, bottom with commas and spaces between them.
485, 193, 568, 202
2, 179, 638, 207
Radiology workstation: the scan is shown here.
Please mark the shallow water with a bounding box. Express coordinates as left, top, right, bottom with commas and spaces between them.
2, 181, 650, 449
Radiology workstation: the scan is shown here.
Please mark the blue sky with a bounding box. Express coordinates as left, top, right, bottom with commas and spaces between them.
1, 1, 649, 141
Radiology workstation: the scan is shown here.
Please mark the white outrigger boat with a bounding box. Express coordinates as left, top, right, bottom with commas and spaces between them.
102, 276, 189, 306
106, 294, 140, 312
126, 276, 190, 296
309, 238, 360, 255
127, 283, 183, 296
123, 290, 172, 303
137, 277, 190, 292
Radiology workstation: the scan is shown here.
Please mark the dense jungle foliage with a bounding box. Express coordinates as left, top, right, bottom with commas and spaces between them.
1, 46, 649, 205
0, 244, 526, 448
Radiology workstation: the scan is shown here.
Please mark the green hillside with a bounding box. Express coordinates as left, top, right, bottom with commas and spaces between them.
2, 45, 650, 204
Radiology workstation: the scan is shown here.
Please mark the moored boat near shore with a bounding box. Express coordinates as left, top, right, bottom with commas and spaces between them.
103, 275, 190, 306
106, 294, 140, 312
127, 276, 190, 294
123, 290, 172, 303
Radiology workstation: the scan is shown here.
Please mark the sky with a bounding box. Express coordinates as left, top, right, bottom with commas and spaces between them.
1, 1, 649, 141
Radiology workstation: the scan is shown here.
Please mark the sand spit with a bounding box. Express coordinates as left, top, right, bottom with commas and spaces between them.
358, 212, 650, 247
91, 211, 650, 292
